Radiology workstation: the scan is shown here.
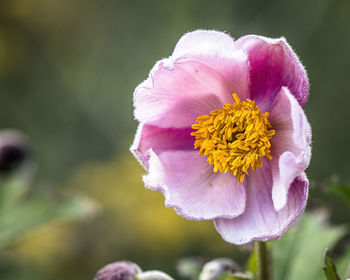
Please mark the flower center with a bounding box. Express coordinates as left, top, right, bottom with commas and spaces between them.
191, 94, 275, 183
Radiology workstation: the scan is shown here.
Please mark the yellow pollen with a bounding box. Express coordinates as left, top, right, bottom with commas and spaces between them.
191, 93, 275, 183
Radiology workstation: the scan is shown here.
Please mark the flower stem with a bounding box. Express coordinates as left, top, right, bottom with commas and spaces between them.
255, 241, 271, 280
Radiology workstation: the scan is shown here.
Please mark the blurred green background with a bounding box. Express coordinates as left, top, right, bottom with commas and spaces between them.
0, 0, 349, 279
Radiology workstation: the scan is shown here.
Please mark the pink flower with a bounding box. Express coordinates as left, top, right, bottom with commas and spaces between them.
131, 30, 311, 245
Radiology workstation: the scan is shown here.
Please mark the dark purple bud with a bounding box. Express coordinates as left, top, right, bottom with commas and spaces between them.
199, 258, 239, 280
0, 130, 32, 176
94, 261, 142, 280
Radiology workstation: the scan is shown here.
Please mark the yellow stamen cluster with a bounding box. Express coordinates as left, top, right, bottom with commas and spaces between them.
191, 94, 275, 183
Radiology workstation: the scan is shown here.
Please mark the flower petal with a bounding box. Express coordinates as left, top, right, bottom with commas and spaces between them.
236, 35, 309, 112
269, 87, 312, 210
172, 29, 246, 62
172, 30, 249, 101
143, 150, 246, 220
214, 162, 308, 245
130, 123, 195, 169
134, 30, 249, 128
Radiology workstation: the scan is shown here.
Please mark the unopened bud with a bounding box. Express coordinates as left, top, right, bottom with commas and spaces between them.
199, 258, 239, 280
0, 130, 32, 176
177, 257, 204, 279
94, 261, 142, 280
135, 271, 174, 280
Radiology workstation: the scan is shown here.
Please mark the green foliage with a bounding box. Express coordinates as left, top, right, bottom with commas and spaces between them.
0, 178, 96, 248
272, 213, 345, 280
246, 250, 257, 280
323, 250, 341, 280
336, 248, 350, 279
218, 271, 252, 280
217, 271, 232, 280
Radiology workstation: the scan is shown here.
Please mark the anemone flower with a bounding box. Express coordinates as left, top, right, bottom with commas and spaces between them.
131, 30, 311, 245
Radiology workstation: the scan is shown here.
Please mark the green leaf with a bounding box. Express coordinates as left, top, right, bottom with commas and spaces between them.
218, 271, 252, 280
246, 249, 257, 280
335, 247, 350, 279
217, 271, 233, 280
272, 212, 345, 280
0, 188, 97, 248
323, 250, 341, 280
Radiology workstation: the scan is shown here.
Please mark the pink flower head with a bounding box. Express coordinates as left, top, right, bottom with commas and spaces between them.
131, 30, 311, 245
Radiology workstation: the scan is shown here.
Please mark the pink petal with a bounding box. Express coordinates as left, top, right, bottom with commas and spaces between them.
130, 123, 195, 169
214, 162, 308, 245
236, 35, 309, 112
172, 30, 249, 101
143, 150, 246, 220
134, 30, 249, 129
269, 87, 312, 210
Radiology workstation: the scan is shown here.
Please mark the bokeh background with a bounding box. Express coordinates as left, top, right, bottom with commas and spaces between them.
0, 0, 349, 279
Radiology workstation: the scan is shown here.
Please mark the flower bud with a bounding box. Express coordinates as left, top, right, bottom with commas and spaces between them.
177, 257, 204, 279
94, 261, 142, 280
135, 271, 174, 280
0, 130, 32, 176
199, 258, 239, 280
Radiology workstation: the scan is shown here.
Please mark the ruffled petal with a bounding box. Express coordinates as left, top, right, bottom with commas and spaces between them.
134, 30, 249, 128
143, 150, 246, 220
269, 87, 312, 210
214, 162, 308, 245
172, 30, 249, 101
236, 35, 309, 112
130, 123, 195, 169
